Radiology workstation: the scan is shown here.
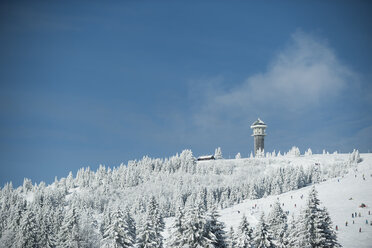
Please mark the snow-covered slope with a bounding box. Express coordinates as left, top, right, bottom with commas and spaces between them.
164, 153, 372, 247
217, 153, 372, 248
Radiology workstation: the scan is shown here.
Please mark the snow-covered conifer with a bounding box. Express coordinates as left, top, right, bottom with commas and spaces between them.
215, 147, 223, 159
39, 207, 57, 248
57, 205, 81, 248
296, 187, 340, 248
235, 153, 241, 159
249, 185, 259, 200
167, 207, 185, 247
136, 215, 158, 248
254, 213, 275, 248
16, 207, 39, 248
267, 201, 287, 247
79, 210, 101, 248
208, 207, 227, 247
181, 203, 216, 247
228, 226, 237, 248
286, 214, 299, 248
124, 208, 136, 245
305, 148, 312, 156
101, 207, 135, 248
288, 146, 300, 157
147, 197, 164, 247
236, 215, 254, 248
317, 207, 340, 247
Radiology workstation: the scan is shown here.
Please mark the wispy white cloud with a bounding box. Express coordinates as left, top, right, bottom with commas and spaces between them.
192, 31, 357, 129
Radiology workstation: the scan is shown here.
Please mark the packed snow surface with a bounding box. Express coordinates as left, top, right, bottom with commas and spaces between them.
164, 154, 372, 248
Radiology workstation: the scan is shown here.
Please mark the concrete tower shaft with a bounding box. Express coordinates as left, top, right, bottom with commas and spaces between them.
254, 135, 265, 155
250, 118, 267, 156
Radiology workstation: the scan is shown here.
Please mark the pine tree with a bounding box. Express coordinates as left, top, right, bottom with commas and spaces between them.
249, 185, 259, 200
215, 147, 223, 159
79, 210, 101, 248
167, 207, 185, 247
101, 207, 135, 248
296, 187, 322, 247
57, 205, 81, 248
101, 206, 112, 236
227, 226, 237, 248
286, 214, 299, 248
16, 207, 39, 248
147, 197, 164, 247
249, 152, 253, 158
181, 203, 217, 247
254, 213, 275, 248
267, 201, 287, 247
317, 207, 340, 248
123, 208, 136, 246
208, 207, 227, 248
39, 207, 57, 248
296, 187, 340, 248
236, 215, 254, 248
136, 215, 158, 248
305, 148, 312, 156
235, 153, 241, 159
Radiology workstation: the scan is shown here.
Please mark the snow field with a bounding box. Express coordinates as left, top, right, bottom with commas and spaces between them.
218, 154, 372, 248
164, 153, 372, 247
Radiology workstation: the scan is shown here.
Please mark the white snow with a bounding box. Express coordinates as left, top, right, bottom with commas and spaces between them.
164, 153, 372, 248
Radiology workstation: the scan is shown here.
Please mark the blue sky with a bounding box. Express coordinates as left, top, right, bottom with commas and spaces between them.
1, 1, 372, 186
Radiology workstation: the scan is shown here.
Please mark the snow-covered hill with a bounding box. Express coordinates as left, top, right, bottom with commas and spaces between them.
1, 149, 370, 247
165, 153, 372, 248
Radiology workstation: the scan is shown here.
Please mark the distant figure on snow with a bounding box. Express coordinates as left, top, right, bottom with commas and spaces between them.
345, 221, 348, 226
352, 213, 354, 218
335, 225, 338, 231
359, 227, 361, 233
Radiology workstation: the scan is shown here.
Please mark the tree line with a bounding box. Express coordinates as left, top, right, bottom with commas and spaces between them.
0, 149, 358, 247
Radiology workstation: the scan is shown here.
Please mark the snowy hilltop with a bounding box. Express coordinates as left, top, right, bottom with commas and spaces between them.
0, 148, 370, 247
216, 153, 372, 248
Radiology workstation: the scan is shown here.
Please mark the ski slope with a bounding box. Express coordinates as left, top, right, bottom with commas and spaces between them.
218, 153, 372, 248
164, 153, 372, 247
